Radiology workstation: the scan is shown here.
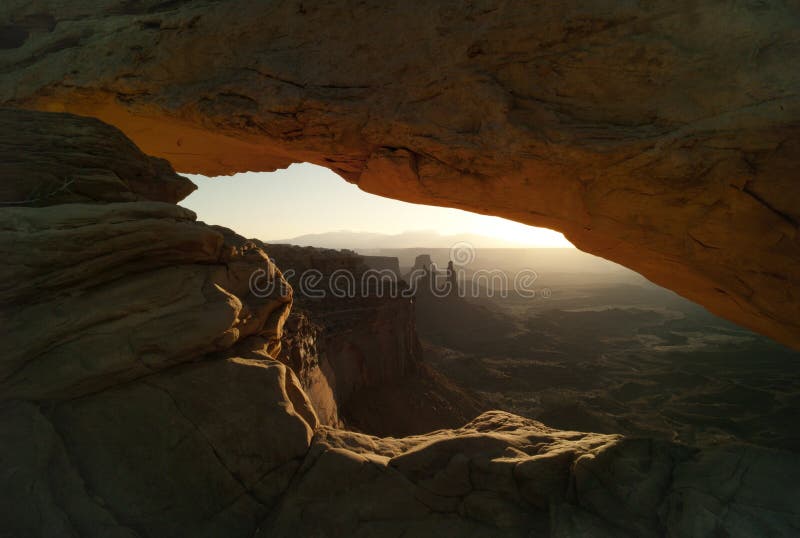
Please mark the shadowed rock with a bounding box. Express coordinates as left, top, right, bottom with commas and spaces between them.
0, 109, 292, 400
0, 108, 194, 205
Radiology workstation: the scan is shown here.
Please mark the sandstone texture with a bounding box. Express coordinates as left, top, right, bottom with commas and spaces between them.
0, 0, 797, 347
0, 109, 295, 401
0, 204, 293, 399
266, 411, 800, 538
0, 108, 194, 205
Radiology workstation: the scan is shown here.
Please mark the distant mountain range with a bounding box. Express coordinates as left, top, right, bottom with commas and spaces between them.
267, 230, 559, 250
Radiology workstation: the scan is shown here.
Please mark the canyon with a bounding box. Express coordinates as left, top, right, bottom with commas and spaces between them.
268, 243, 479, 434
2, 1, 800, 536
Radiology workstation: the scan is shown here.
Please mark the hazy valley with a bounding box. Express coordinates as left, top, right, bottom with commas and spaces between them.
286, 242, 800, 452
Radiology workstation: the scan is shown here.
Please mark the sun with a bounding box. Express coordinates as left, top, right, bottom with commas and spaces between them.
459, 214, 574, 248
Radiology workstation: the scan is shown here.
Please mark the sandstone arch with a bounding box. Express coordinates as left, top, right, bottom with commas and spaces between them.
1, 0, 797, 347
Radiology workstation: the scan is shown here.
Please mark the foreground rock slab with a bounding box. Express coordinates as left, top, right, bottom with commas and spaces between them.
265, 411, 800, 538
0, 358, 315, 538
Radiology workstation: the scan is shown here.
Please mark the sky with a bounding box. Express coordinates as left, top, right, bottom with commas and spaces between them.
180, 163, 574, 248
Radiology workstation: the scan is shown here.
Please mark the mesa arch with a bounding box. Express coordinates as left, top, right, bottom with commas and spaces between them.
1, 0, 798, 347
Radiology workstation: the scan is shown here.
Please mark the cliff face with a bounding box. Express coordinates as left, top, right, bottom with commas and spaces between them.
280, 300, 440, 434
270, 243, 483, 436
278, 312, 341, 426
282, 297, 422, 425
270, 243, 472, 434
0, 0, 798, 347
2, 108, 800, 537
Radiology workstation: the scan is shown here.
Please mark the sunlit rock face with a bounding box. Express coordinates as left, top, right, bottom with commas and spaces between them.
1, 0, 798, 347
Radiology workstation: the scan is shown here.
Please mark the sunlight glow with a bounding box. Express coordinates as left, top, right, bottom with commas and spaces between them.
180, 163, 574, 248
